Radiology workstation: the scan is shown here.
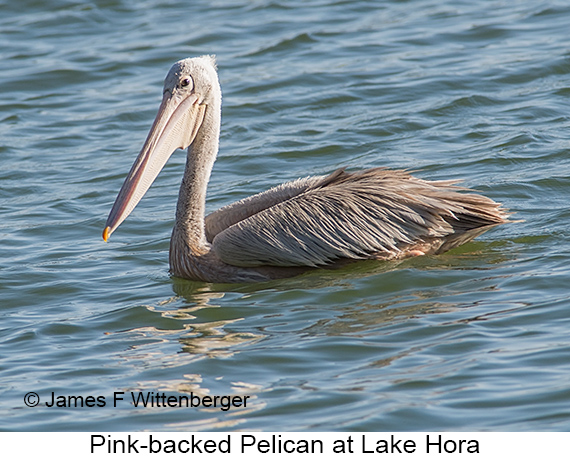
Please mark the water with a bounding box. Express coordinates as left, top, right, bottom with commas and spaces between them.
1, 0, 570, 432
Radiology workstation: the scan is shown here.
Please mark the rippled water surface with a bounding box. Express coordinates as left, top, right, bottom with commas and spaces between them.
2, 0, 570, 432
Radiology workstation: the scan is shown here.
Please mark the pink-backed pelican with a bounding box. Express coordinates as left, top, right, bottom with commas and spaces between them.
103, 56, 509, 283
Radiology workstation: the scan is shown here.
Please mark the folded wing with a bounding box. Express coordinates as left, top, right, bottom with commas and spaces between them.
209, 168, 508, 267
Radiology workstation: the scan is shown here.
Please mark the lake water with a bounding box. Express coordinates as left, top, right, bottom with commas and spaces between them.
2, 0, 570, 432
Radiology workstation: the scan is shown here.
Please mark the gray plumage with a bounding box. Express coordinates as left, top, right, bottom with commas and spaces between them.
104, 56, 510, 283
207, 168, 506, 269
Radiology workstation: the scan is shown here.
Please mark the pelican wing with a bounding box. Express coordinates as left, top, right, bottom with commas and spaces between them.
204, 175, 325, 242
210, 168, 507, 268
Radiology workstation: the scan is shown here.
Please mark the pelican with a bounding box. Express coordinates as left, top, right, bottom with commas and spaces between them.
103, 56, 509, 283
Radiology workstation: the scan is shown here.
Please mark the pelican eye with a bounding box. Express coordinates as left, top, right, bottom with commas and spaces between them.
180, 78, 191, 88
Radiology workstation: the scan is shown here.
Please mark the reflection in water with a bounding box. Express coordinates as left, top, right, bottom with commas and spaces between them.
109, 283, 268, 429
163, 381, 268, 431
114, 288, 265, 364
135, 374, 209, 397
171, 279, 224, 298
163, 282, 267, 356
128, 375, 266, 431
179, 320, 263, 357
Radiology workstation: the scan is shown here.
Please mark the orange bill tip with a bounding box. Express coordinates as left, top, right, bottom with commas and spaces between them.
102, 226, 110, 242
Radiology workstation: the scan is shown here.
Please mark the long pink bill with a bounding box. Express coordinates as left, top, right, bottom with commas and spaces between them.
103, 91, 205, 241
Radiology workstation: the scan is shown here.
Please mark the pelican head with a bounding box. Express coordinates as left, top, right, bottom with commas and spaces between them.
103, 55, 220, 241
